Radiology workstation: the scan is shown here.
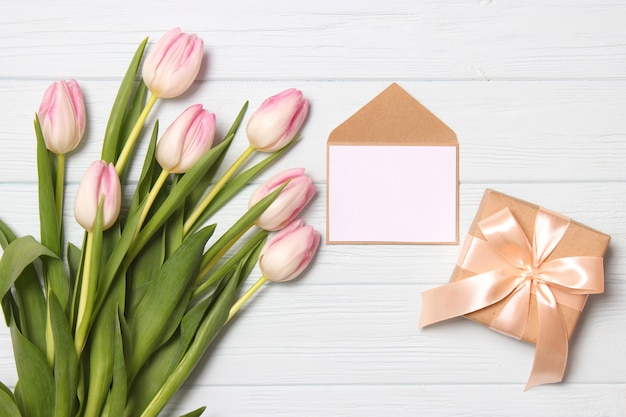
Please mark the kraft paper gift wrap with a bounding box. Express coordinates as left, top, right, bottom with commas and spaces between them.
419, 189, 610, 389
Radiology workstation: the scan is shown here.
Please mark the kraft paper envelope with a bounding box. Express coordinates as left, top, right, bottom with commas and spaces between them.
326, 83, 459, 244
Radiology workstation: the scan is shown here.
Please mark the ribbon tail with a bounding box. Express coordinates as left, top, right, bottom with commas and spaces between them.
419, 270, 520, 328
525, 283, 568, 390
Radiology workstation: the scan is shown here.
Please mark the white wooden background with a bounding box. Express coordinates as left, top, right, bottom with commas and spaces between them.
1, 0, 625, 415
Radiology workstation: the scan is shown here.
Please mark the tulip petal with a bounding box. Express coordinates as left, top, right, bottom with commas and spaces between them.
250, 168, 316, 231
156, 104, 216, 173
37, 80, 86, 154
142, 28, 204, 99
74, 161, 121, 232
259, 220, 320, 282
246, 89, 309, 152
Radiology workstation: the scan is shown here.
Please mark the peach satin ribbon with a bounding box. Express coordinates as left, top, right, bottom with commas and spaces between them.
419, 207, 604, 389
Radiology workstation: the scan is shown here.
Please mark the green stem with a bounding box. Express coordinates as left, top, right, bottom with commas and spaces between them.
74, 231, 94, 356
115, 93, 158, 175
55, 153, 65, 231
134, 169, 170, 238
45, 294, 54, 368
183, 146, 255, 236
227, 275, 267, 321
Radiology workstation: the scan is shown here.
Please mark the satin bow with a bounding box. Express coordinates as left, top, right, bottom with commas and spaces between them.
419, 207, 604, 390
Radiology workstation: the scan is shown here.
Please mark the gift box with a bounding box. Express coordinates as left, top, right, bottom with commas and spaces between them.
419, 189, 610, 389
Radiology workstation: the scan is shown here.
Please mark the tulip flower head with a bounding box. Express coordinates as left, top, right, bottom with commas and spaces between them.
142, 28, 204, 99
249, 168, 316, 231
246, 88, 309, 152
37, 79, 86, 155
156, 104, 216, 173
74, 160, 121, 232
259, 220, 320, 283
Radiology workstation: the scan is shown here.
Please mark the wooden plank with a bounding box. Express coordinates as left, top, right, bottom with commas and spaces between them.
159, 384, 626, 417
0, 276, 624, 387
0, 182, 622, 284
1, 1, 626, 80
0, 80, 625, 184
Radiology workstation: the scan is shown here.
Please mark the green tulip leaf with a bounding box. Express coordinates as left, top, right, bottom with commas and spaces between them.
0, 380, 14, 401
1, 293, 19, 330
117, 80, 149, 167
178, 296, 215, 360
0, 218, 17, 247
165, 204, 184, 258
0, 220, 47, 352
235, 231, 267, 288
101, 37, 148, 163
83, 297, 119, 417
49, 292, 78, 417
0, 388, 21, 417
35, 116, 70, 310
102, 308, 128, 417
93, 207, 143, 315
67, 241, 82, 288
179, 407, 206, 417
128, 120, 160, 217
10, 325, 55, 417
125, 334, 180, 416
13, 268, 47, 359
179, 270, 235, 359
126, 219, 166, 318
0, 232, 8, 250
128, 224, 216, 379
0, 236, 57, 299
34, 115, 60, 255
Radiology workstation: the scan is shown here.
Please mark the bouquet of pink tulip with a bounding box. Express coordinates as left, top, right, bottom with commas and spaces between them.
0, 28, 320, 417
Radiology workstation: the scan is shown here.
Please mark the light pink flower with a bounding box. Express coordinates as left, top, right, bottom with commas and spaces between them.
74, 160, 121, 232
156, 104, 216, 173
37, 79, 86, 154
259, 220, 320, 282
246, 88, 309, 152
249, 168, 316, 231
142, 28, 204, 98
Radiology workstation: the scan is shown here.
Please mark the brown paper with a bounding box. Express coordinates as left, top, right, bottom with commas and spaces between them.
452, 189, 611, 344
327, 83, 458, 146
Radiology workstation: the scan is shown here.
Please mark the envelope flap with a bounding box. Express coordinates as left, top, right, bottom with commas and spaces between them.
327, 83, 458, 146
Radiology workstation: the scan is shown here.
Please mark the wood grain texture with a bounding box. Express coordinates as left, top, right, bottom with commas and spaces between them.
2, 1, 626, 80
1, 0, 625, 415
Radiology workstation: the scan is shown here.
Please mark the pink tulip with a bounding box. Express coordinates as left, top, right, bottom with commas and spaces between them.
142, 28, 204, 98
246, 88, 309, 152
155, 104, 216, 173
249, 168, 316, 231
37, 79, 86, 154
259, 220, 320, 282
74, 160, 121, 232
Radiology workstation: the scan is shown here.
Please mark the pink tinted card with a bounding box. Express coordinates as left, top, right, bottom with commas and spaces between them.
327, 145, 457, 243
